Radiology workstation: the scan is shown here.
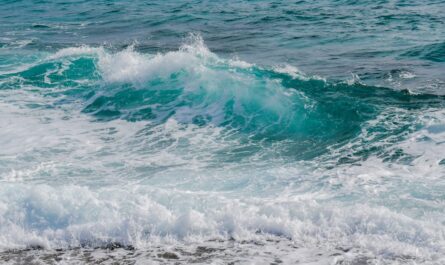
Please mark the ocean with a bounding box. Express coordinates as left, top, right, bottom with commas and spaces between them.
0, 0, 445, 264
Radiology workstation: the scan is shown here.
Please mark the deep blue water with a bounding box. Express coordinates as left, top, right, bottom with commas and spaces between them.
0, 1, 445, 264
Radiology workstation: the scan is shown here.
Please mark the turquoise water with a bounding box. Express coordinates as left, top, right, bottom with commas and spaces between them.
0, 1, 445, 264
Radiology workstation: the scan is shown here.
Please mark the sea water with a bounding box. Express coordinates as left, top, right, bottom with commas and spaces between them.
0, 0, 445, 264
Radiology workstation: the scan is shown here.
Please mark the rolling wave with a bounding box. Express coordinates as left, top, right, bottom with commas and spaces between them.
0, 36, 445, 264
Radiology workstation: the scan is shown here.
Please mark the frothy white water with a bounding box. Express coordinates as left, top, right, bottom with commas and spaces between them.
0, 93, 444, 263
49, 35, 215, 85
1, 182, 444, 261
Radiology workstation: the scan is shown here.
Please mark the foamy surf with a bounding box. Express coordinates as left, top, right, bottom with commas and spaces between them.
1, 33, 445, 264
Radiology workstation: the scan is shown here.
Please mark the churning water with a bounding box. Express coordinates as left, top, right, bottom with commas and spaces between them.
1, 1, 445, 264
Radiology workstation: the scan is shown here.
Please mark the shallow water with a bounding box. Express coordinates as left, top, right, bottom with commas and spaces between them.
0, 0, 445, 264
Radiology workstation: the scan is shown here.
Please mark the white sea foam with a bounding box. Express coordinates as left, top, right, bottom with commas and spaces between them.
49, 35, 215, 85
273, 64, 308, 80
0, 94, 444, 263
0, 182, 443, 262
49, 46, 105, 60
346, 72, 363, 85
